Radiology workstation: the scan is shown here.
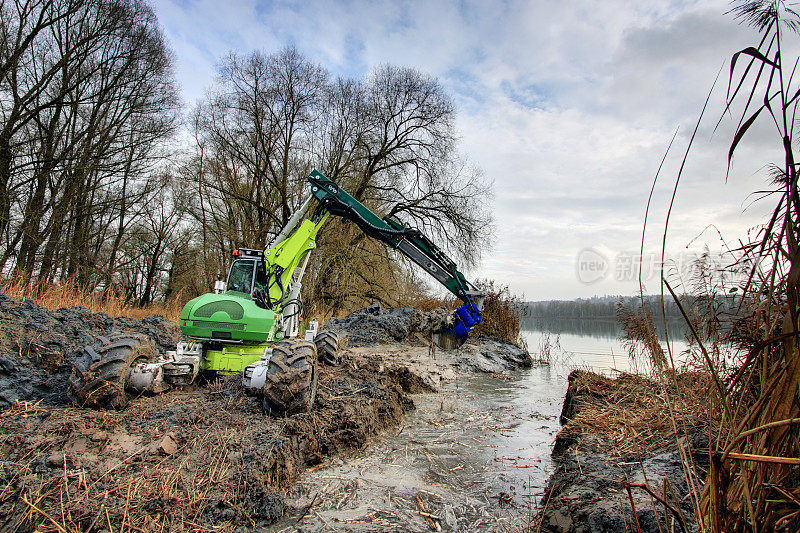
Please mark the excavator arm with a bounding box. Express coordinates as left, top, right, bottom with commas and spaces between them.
306, 170, 484, 343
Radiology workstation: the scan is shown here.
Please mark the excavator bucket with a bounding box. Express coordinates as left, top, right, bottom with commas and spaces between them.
433, 300, 482, 350
433, 331, 467, 350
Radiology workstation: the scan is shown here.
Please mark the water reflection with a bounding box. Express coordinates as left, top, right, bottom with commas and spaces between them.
521, 318, 692, 374
520, 316, 690, 341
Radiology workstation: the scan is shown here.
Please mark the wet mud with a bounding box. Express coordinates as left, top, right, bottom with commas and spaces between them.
0, 296, 536, 531
0, 294, 180, 408
325, 303, 455, 346
0, 361, 413, 532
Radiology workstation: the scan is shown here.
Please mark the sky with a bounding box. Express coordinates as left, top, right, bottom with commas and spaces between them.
150, 0, 794, 300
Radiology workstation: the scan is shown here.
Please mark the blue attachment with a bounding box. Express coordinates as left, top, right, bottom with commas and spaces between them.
448, 299, 482, 341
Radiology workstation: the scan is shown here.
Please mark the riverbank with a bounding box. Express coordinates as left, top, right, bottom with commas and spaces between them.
538, 370, 712, 532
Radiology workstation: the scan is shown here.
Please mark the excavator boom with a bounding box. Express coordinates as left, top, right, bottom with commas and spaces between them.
307, 170, 484, 343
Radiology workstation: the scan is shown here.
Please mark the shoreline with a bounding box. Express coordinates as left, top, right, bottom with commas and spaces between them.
538, 370, 711, 533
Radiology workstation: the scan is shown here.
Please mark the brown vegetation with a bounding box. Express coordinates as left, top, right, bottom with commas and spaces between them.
0, 359, 413, 532
0, 274, 183, 323
556, 370, 710, 458
407, 279, 525, 347
616, 304, 669, 374
690, 3, 800, 531
616, 3, 800, 531
471, 280, 525, 346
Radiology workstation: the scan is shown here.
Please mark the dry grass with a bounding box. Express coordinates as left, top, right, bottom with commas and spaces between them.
470, 280, 524, 346
617, 304, 669, 374
1, 274, 182, 324
407, 294, 457, 312
0, 360, 409, 532
558, 370, 710, 458
407, 279, 526, 347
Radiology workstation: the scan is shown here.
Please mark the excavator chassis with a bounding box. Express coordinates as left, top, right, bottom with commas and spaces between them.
70, 323, 329, 416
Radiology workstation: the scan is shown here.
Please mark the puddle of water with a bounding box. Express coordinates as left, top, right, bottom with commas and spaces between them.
406, 365, 565, 507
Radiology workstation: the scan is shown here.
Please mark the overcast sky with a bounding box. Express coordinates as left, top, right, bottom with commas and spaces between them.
151, 0, 793, 300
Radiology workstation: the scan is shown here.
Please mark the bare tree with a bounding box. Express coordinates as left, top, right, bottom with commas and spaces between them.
184, 49, 492, 312
0, 0, 180, 289
115, 171, 190, 305
189, 47, 328, 260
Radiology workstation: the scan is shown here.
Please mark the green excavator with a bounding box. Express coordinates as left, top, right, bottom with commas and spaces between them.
69, 170, 485, 414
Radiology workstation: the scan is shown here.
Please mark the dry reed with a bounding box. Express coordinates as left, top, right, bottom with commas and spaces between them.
557, 370, 710, 458
617, 304, 669, 374
1, 274, 182, 324
407, 279, 526, 347
470, 280, 525, 346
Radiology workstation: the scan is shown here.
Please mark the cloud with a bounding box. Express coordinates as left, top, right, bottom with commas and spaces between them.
151, 0, 795, 299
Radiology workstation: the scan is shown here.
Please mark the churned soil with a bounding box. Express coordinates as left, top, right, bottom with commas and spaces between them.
0, 296, 533, 532
0, 294, 180, 409
0, 296, 413, 531
0, 355, 415, 532
325, 303, 453, 346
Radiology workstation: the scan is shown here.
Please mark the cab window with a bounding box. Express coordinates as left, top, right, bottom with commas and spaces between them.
227, 259, 255, 294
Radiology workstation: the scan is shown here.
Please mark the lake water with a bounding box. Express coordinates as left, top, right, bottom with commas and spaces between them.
282, 319, 697, 529
521, 318, 692, 374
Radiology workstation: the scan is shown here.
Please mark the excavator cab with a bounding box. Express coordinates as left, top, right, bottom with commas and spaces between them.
226, 259, 255, 294
225, 249, 267, 296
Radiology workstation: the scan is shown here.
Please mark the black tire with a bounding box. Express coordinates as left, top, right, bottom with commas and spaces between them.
262, 339, 318, 416
314, 330, 341, 366
69, 334, 156, 410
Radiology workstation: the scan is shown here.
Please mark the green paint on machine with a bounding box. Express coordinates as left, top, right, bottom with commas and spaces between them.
180, 292, 277, 344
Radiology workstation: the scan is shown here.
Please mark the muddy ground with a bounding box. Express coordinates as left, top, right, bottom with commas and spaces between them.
538, 370, 710, 533
0, 298, 532, 532
0, 294, 181, 409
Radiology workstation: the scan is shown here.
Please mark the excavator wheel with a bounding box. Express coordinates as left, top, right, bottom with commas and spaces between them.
69, 334, 156, 410
314, 330, 341, 366
262, 339, 318, 416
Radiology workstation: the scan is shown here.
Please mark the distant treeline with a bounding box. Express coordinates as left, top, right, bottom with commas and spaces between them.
523, 294, 739, 321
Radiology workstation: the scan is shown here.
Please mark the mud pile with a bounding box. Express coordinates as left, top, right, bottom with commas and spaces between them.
0, 295, 531, 530
0, 294, 180, 408
455, 337, 532, 372
539, 370, 709, 533
0, 355, 414, 532
329, 303, 532, 374
325, 303, 452, 346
